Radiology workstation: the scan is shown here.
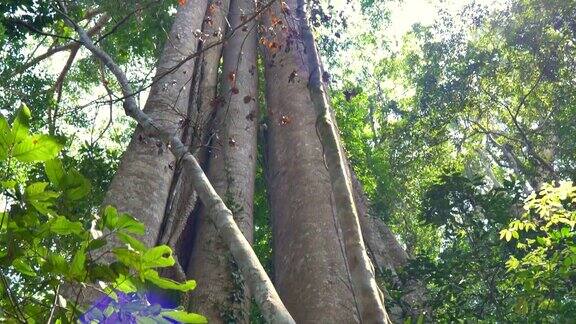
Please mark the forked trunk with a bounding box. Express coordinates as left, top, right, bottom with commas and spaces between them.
187, 0, 259, 320
102, 0, 209, 248
66, 1, 209, 306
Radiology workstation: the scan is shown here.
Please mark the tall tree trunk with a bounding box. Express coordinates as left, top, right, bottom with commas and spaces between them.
263, 0, 390, 321
70, 8, 295, 322
64, 1, 208, 306
262, 1, 368, 321
102, 0, 208, 248
156, 0, 229, 302
160, 0, 230, 259
187, 0, 259, 321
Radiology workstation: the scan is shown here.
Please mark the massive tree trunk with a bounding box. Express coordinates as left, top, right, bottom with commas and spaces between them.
298, 2, 389, 320
102, 0, 208, 248
71, 6, 294, 321
186, 0, 259, 320
262, 0, 391, 321
64, 1, 209, 306
262, 1, 367, 321
160, 0, 230, 259
156, 0, 229, 300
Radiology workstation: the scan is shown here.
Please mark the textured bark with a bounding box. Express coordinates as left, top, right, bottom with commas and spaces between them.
160, 0, 230, 255
102, 0, 208, 249
298, 0, 389, 321
62, 2, 207, 306
71, 6, 294, 323
186, 0, 259, 321
262, 1, 361, 322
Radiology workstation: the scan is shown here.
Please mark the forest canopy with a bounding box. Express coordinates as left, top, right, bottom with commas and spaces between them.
0, 0, 574, 322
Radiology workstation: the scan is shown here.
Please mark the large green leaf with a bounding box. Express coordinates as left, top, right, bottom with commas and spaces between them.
104, 206, 145, 235
112, 248, 142, 270
144, 270, 196, 292
117, 233, 146, 252
13, 257, 36, 277
45, 254, 68, 275
161, 310, 207, 323
12, 104, 31, 142
45, 159, 65, 187
142, 245, 174, 268
13, 134, 63, 162
114, 274, 138, 293
50, 216, 84, 236
62, 169, 91, 200
24, 182, 59, 215
45, 160, 91, 200
103, 205, 119, 229
69, 247, 86, 279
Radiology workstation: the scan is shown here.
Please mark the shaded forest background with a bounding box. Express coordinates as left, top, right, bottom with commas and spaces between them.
0, 0, 575, 322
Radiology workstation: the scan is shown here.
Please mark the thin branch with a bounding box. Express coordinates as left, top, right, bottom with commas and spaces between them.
47, 284, 61, 324
8, 13, 110, 78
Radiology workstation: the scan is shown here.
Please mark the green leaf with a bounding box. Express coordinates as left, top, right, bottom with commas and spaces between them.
0, 116, 11, 160
25, 182, 59, 215
103, 205, 117, 227
12, 104, 31, 141
46, 254, 68, 275
103, 205, 144, 234
117, 213, 145, 235
142, 245, 174, 268
13, 257, 36, 277
50, 216, 84, 235
69, 247, 86, 279
87, 238, 107, 251
117, 233, 146, 252
144, 270, 196, 292
61, 169, 91, 200
161, 310, 207, 323
89, 264, 118, 282
115, 274, 138, 293
13, 134, 63, 162
45, 159, 65, 187
113, 248, 142, 270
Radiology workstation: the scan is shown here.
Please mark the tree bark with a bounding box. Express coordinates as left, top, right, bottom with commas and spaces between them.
297, 0, 389, 321
102, 0, 209, 249
186, 0, 259, 321
160, 0, 230, 258
69, 7, 295, 322
62, 1, 208, 306
261, 1, 368, 322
